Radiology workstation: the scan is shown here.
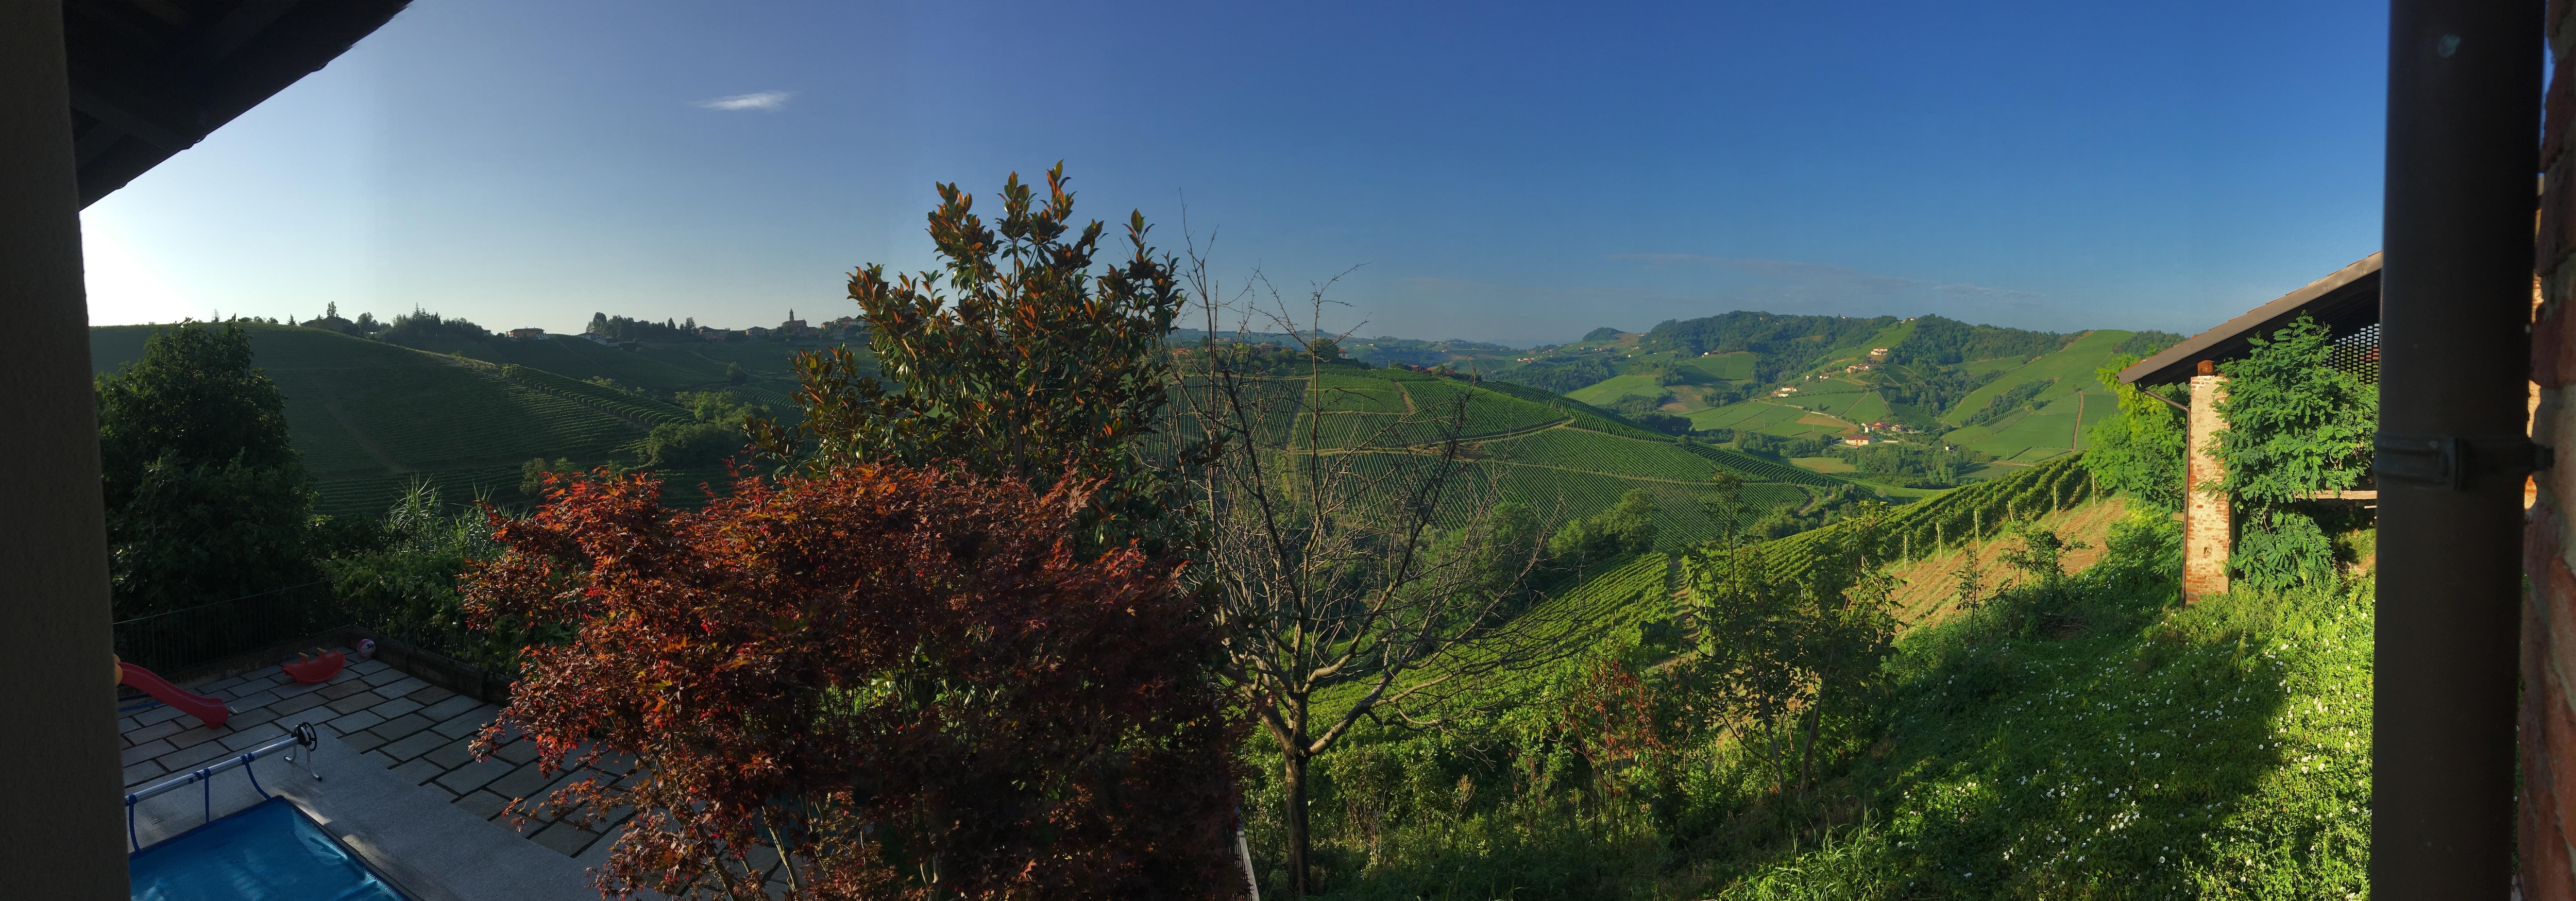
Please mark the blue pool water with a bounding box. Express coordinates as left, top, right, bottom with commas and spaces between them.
129, 799, 408, 901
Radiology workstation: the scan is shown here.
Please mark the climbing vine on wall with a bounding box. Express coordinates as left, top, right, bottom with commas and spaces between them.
2214, 314, 2376, 592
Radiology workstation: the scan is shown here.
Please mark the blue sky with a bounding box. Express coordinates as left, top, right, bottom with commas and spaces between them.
82, 1, 2395, 346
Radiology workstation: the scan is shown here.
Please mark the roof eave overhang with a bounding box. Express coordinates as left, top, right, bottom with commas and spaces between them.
2117, 252, 2384, 387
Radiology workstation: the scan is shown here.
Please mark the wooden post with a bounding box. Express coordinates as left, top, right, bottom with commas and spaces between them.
2182, 362, 2231, 603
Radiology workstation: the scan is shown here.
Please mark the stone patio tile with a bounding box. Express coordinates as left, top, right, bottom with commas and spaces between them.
405, 685, 457, 706
495, 738, 539, 766
377, 676, 432, 697
419, 695, 482, 722
389, 757, 446, 786
225, 687, 281, 708
379, 730, 449, 761
434, 705, 501, 739
199, 674, 248, 694
423, 737, 478, 770
348, 658, 392, 676
531, 822, 598, 857
362, 749, 399, 770
370, 698, 425, 721
361, 666, 406, 686
368, 713, 435, 743
228, 706, 284, 730
152, 740, 232, 774
124, 719, 184, 746
436, 757, 515, 794
164, 723, 230, 751
123, 760, 165, 787
330, 710, 386, 735
269, 692, 328, 717
132, 705, 184, 727
326, 667, 365, 685
454, 790, 510, 821
274, 679, 327, 699
218, 723, 289, 752
318, 681, 368, 701
122, 740, 174, 767
485, 761, 564, 801
325, 690, 387, 715
342, 729, 389, 754
745, 842, 781, 876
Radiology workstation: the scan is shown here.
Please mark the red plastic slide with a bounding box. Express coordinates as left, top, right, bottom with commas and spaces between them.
118, 662, 229, 729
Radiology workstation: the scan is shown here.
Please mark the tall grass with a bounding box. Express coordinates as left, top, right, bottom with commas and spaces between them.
1250, 511, 2372, 899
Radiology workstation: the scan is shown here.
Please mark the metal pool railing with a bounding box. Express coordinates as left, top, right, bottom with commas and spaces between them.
124, 722, 323, 852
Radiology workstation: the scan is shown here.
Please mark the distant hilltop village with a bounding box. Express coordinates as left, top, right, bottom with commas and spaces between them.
286, 303, 867, 349
554, 309, 866, 348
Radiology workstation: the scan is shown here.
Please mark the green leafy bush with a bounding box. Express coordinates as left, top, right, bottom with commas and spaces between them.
2215, 315, 2375, 591
2081, 354, 2187, 511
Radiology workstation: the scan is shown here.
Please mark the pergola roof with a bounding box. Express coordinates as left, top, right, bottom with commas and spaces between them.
63, 0, 411, 208
2117, 252, 2383, 387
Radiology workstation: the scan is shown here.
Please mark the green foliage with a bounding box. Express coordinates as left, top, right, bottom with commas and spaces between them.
1268, 508, 2371, 900
95, 320, 298, 508
2081, 354, 2188, 511
1638, 312, 1898, 383
1881, 315, 2069, 367
94, 320, 316, 616
753, 164, 1189, 553
2215, 315, 2376, 592
639, 390, 764, 468
1829, 443, 1970, 488
1583, 327, 1626, 342
1549, 489, 1661, 567
1682, 496, 1901, 796
324, 481, 544, 670
1308, 336, 1343, 361
1496, 355, 1618, 393
375, 307, 495, 351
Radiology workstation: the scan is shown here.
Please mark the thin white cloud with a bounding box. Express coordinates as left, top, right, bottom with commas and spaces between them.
696, 91, 791, 111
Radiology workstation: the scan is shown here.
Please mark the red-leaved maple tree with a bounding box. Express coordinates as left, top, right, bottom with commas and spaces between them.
463, 465, 1241, 899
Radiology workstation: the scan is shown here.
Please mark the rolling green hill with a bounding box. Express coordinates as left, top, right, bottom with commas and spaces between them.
1240, 365, 1880, 549
93, 324, 668, 517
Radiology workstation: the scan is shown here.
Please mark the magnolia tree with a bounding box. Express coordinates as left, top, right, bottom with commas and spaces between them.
463, 467, 1240, 899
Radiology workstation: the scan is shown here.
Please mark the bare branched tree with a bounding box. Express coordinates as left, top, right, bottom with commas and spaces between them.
1169, 230, 1579, 897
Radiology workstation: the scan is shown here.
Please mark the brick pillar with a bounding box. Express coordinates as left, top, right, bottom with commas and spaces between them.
2531, 3, 2576, 896
2182, 369, 2230, 604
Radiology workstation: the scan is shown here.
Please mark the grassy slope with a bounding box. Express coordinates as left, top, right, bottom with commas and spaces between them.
1723, 529, 2369, 899
94, 324, 656, 517
1280, 493, 2370, 900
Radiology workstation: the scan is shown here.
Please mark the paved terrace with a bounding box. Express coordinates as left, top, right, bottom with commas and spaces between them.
118, 644, 807, 895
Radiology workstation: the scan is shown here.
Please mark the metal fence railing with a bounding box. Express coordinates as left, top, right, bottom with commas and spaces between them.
111, 582, 346, 675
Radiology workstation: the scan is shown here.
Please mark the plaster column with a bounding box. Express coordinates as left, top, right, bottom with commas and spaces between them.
2182, 369, 2231, 604
0, 3, 130, 893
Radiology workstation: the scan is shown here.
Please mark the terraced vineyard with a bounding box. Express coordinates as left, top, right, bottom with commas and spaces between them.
1233, 366, 1871, 549
92, 324, 656, 517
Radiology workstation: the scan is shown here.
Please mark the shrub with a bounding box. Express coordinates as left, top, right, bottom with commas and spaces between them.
463, 465, 1241, 899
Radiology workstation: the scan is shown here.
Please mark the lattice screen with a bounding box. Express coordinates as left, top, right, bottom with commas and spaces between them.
2327, 322, 2380, 384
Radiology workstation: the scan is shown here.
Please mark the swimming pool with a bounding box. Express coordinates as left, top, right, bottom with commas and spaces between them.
129, 798, 409, 901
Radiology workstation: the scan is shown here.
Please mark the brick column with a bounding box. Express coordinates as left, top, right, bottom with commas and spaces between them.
2531, 3, 2576, 896
2182, 369, 2230, 604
